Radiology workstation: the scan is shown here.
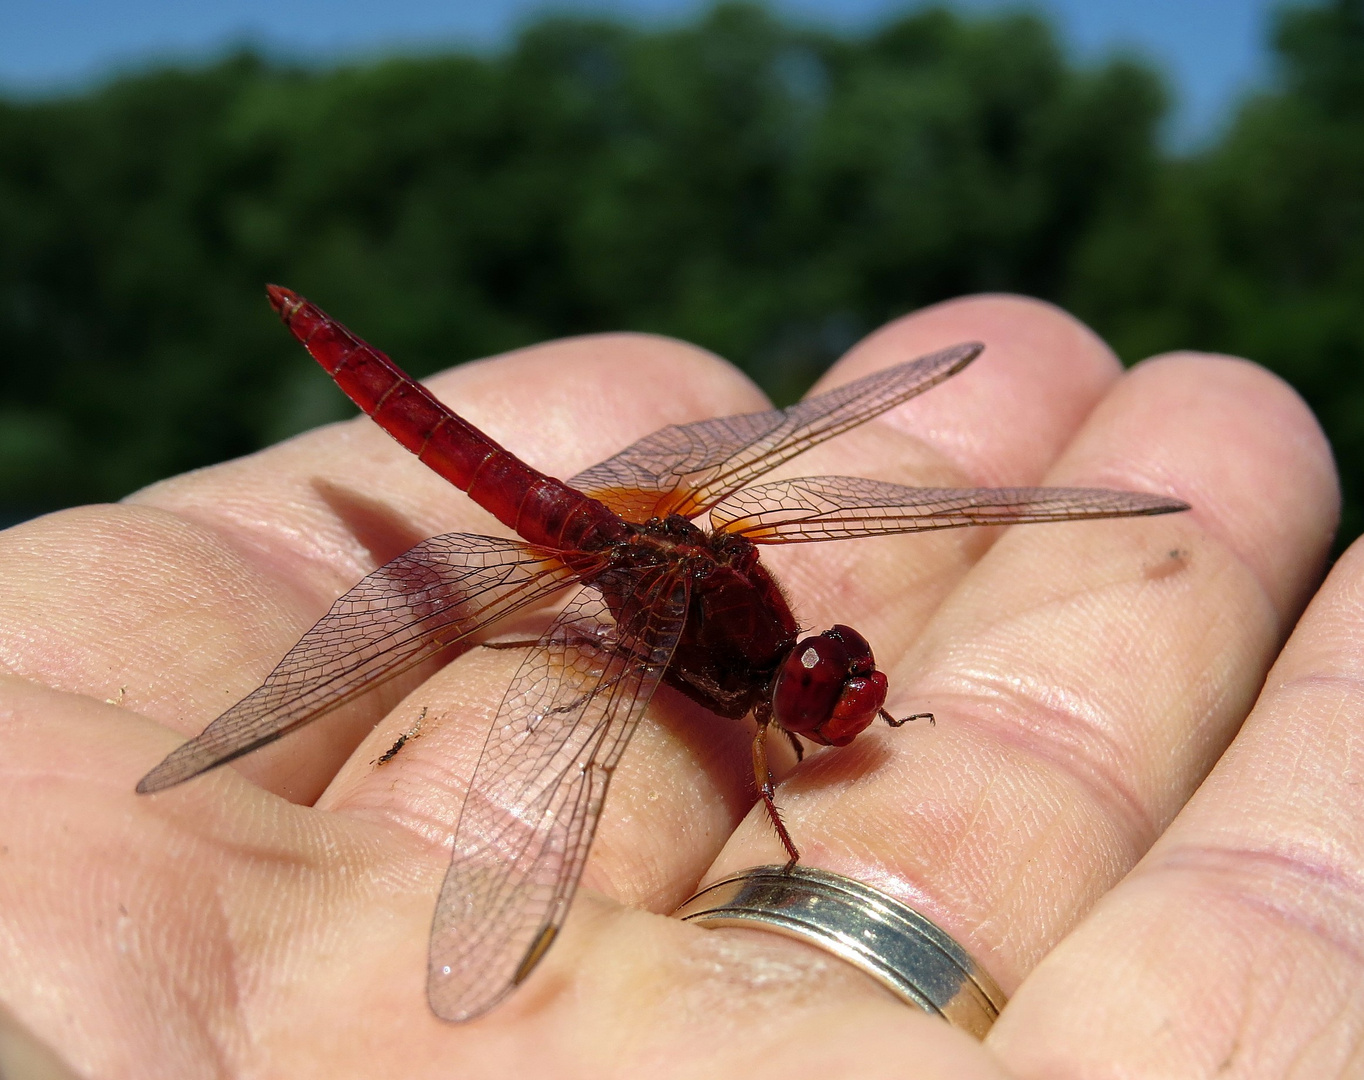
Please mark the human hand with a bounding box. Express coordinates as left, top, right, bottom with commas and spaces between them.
0, 295, 1345, 1078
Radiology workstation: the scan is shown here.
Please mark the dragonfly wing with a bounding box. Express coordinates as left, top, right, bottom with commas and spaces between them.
569, 342, 982, 521
710, 476, 1190, 543
427, 564, 690, 1022
137, 534, 590, 793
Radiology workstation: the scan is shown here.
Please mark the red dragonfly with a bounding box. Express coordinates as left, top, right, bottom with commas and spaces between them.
137, 286, 1188, 1022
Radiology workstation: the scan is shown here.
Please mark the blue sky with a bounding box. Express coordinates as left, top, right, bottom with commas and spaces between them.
0, 0, 1286, 146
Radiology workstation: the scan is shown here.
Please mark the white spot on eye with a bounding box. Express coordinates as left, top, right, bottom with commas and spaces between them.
801, 647, 819, 669
442, 965, 451, 976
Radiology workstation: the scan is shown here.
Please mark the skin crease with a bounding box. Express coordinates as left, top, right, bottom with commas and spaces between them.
0, 292, 1356, 1079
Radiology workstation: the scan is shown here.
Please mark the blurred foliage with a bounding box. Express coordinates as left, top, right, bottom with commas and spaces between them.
1069, 0, 1364, 541
1, 1, 1362, 544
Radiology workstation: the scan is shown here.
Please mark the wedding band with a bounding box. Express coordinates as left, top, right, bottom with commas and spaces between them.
673, 865, 1006, 1037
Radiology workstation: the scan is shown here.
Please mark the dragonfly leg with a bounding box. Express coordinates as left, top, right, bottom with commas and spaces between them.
879, 707, 934, 728
484, 624, 618, 653
751, 714, 801, 867
782, 727, 805, 763
543, 668, 632, 720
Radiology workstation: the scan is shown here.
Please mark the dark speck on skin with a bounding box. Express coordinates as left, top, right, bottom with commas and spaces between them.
1145, 548, 1191, 581
372, 706, 427, 766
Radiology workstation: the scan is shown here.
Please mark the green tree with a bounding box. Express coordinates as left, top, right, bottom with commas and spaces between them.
0, 3, 1176, 523
1069, 0, 1364, 542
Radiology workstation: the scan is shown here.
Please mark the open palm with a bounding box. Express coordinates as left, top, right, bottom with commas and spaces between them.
1, 294, 1355, 1079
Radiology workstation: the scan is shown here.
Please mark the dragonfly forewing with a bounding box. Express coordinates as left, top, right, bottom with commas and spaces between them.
137, 534, 588, 793
709, 477, 1190, 543
570, 343, 982, 521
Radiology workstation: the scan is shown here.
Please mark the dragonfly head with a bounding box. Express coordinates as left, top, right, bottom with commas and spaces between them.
771, 625, 888, 747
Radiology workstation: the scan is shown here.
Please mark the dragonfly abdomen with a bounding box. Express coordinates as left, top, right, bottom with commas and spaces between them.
266, 285, 625, 551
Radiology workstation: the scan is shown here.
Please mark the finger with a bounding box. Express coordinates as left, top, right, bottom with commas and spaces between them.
989, 532, 1364, 1076
764, 294, 1126, 659
690, 350, 1335, 1003
833, 292, 1124, 485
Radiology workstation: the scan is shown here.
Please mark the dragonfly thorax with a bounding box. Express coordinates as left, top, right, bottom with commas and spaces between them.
606, 520, 800, 722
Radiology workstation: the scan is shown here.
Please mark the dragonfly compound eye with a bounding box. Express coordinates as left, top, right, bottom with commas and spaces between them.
772, 627, 889, 747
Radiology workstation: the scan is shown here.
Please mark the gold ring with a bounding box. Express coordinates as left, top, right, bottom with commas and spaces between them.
673, 865, 1006, 1038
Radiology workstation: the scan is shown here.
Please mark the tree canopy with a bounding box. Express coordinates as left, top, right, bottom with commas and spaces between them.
2, 1, 1362, 542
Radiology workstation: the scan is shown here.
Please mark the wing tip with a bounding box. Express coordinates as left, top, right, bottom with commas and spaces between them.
1115, 493, 1190, 517
915, 340, 984, 383
1144, 497, 1192, 516
427, 965, 517, 1024
135, 737, 236, 795
134, 756, 197, 795
945, 340, 985, 368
